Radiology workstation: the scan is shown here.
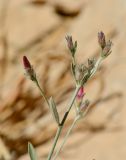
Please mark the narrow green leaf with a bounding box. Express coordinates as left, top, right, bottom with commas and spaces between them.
28, 142, 37, 160
49, 97, 60, 125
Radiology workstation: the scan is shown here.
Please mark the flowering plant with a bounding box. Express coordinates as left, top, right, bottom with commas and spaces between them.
23, 31, 112, 160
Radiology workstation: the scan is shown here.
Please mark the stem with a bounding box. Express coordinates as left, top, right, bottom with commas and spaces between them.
34, 79, 49, 106
61, 85, 80, 125
47, 126, 63, 160
72, 57, 76, 65
90, 57, 103, 78
53, 101, 91, 160
47, 85, 80, 160
53, 116, 80, 160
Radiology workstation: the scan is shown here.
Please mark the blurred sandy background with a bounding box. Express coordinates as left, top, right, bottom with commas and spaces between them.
0, 0, 126, 159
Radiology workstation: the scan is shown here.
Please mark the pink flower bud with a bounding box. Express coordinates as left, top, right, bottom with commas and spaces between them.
66, 35, 74, 51
77, 87, 85, 99
98, 31, 106, 49
22, 56, 36, 81
23, 56, 31, 69
65, 35, 77, 57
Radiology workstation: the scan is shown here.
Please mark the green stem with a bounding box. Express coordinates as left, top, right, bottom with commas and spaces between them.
34, 79, 49, 106
72, 57, 76, 65
90, 57, 103, 78
60, 85, 80, 125
47, 126, 63, 160
53, 116, 80, 160
53, 99, 91, 160
47, 85, 80, 160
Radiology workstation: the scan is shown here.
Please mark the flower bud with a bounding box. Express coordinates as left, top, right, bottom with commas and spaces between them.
23, 56, 31, 69
66, 35, 77, 57
75, 64, 88, 83
102, 40, 112, 58
98, 31, 106, 49
66, 36, 73, 50
80, 99, 90, 113
23, 56, 36, 81
77, 87, 85, 99
88, 58, 95, 70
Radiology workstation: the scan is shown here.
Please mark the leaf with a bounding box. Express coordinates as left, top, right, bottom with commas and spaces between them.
28, 142, 37, 160
49, 97, 60, 125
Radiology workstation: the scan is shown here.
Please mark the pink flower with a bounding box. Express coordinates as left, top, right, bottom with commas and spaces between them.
22, 56, 36, 81
23, 56, 31, 69
77, 87, 85, 99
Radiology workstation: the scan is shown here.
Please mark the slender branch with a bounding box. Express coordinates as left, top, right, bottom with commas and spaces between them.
53, 116, 80, 160
72, 57, 76, 66
61, 85, 80, 125
90, 57, 103, 78
34, 79, 49, 106
47, 85, 80, 160
47, 126, 63, 160
53, 102, 91, 160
